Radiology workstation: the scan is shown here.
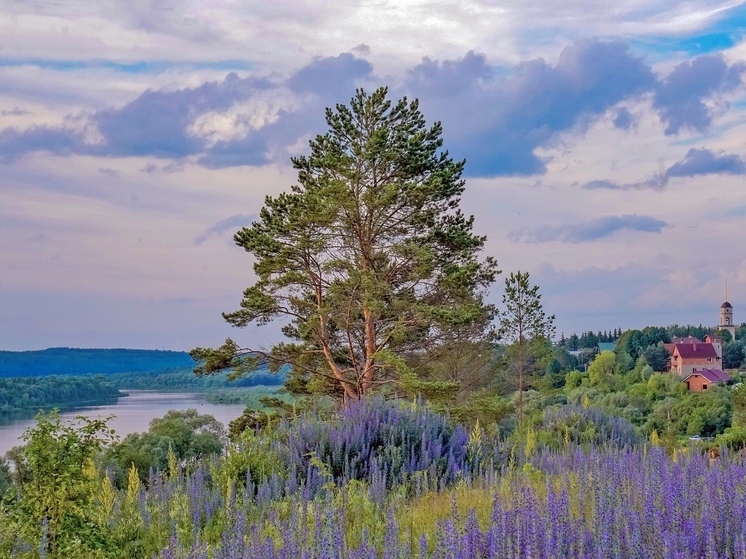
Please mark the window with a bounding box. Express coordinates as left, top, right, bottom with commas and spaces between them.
703, 384, 708, 390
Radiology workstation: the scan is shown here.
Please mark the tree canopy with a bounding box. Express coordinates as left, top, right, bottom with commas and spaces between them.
191, 87, 498, 401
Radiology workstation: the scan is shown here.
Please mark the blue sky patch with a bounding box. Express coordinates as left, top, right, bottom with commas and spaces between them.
0, 58, 253, 74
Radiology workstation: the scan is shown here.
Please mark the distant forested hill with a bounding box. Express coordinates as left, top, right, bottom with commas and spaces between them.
0, 348, 195, 377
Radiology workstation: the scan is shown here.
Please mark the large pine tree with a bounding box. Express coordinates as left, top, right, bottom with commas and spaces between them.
191, 87, 499, 401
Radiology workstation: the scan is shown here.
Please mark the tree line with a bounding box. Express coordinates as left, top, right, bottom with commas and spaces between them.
0, 376, 122, 418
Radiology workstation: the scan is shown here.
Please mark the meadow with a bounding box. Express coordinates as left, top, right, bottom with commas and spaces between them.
2, 398, 745, 558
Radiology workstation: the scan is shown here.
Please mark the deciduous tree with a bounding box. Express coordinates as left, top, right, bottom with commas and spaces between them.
3, 410, 116, 557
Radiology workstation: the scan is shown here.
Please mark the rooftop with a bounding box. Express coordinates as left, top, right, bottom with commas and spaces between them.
672, 343, 719, 359
683, 369, 730, 383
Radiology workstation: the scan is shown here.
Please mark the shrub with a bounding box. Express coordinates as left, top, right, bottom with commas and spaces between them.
532, 404, 640, 449
276, 397, 471, 492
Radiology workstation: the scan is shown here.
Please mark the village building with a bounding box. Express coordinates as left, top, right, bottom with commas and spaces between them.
665, 291, 735, 390
705, 334, 723, 359
668, 342, 721, 376
682, 368, 730, 392
719, 284, 736, 341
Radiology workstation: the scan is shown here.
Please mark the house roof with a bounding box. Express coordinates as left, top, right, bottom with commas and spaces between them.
671, 336, 702, 344
673, 343, 719, 360
683, 369, 730, 383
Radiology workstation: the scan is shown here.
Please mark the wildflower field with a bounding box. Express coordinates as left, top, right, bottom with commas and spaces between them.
2, 398, 746, 558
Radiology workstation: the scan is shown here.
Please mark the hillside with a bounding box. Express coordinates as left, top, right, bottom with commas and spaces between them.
0, 348, 194, 377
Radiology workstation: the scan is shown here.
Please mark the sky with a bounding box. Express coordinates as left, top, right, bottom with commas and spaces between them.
2, 0, 746, 351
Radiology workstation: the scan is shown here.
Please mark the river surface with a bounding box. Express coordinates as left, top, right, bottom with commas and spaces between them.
0, 391, 247, 456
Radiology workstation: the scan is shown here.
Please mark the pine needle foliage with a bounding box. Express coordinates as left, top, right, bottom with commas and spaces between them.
191, 87, 498, 401
498, 271, 555, 421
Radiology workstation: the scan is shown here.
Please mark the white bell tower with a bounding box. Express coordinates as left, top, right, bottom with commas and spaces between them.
719, 280, 736, 341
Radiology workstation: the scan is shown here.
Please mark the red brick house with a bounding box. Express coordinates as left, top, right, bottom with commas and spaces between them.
683, 369, 730, 392
668, 343, 721, 376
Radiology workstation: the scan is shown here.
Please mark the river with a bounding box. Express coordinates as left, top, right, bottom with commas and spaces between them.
0, 391, 248, 456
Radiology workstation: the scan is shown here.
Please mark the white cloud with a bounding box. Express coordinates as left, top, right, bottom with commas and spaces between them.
187, 87, 307, 147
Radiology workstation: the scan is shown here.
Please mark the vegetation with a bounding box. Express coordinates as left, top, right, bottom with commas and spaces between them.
497, 271, 555, 421
0, 376, 122, 418
103, 409, 225, 487
203, 385, 291, 407
108, 368, 284, 391
1, 411, 116, 557
3, 398, 746, 558
191, 87, 498, 401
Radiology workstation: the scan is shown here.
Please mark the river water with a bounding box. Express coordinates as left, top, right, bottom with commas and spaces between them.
0, 391, 247, 456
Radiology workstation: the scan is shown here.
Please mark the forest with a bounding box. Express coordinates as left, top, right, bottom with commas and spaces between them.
107, 368, 284, 391
0, 376, 122, 419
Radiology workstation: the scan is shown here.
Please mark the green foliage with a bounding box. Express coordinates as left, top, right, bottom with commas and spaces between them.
446, 391, 514, 431
104, 409, 224, 486
216, 428, 285, 489
643, 386, 731, 437
588, 350, 616, 388
204, 385, 291, 407
0, 458, 11, 498
110, 367, 285, 390
190, 339, 265, 381
714, 425, 746, 450
527, 405, 640, 450
642, 342, 670, 372
410, 339, 498, 406
192, 87, 498, 400
731, 384, 746, 428
497, 271, 555, 345
1, 410, 117, 557
497, 271, 555, 421
614, 329, 649, 361
564, 370, 583, 389
0, 375, 121, 418
723, 341, 745, 369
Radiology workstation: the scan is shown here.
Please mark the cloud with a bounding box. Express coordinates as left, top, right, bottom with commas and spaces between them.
583, 147, 746, 190
0, 41, 744, 178
194, 214, 257, 246
98, 167, 119, 177
582, 174, 669, 191
0, 52, 373, 167
510, 214, 669, 243
1, 107, 31, 116
653, 54, 746, 135
141, 162, 185, 174
406, 40, 657, 176
666, 147, 746, 177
